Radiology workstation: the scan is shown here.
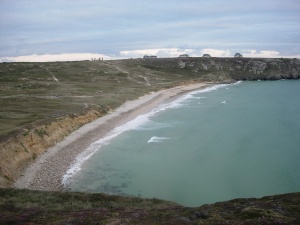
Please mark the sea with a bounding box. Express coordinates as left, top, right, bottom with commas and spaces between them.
65, 80, 300, 207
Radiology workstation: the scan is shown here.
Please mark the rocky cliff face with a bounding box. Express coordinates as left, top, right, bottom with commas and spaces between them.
138, 57, 300, 81
0, 57, 299, 188
0, 110, 104, 187
1, 188, 299, 224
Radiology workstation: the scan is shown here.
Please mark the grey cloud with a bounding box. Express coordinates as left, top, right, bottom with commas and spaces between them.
0, 0, 299, 58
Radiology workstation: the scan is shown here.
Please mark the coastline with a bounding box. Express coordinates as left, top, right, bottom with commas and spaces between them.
14, 82, 213, 191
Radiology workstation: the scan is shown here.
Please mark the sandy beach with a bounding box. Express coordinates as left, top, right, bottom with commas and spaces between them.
14, 82, 212, 191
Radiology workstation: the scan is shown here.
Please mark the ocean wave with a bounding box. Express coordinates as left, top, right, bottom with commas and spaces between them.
62, 130, 126, 187
145, 83, 239, 114
179, 84, 230, 102
147, 136, 171, 143
134, 120, 182, 131
233, 81, 243, 85
62, 82, 238, 186
62, 114, 152, 187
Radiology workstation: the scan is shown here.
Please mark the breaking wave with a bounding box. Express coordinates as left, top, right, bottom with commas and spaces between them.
62, 82, 241, 187
147, 136, 171, 143
134, 120, 182, 131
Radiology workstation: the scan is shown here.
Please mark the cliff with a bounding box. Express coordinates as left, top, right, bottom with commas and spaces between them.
0, 110, 106, 187
0, 188, 299, 224
0, 57, 299, 187
137, 57, 300, 81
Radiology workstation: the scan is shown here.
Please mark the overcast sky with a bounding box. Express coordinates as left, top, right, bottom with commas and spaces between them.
0, 0, 299, 61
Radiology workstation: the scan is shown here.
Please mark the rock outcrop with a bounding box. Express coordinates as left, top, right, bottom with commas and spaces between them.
0, 57, 299, 188
138, 57, 300, 81
0, 110, 105, 187
0, 188, 299, 224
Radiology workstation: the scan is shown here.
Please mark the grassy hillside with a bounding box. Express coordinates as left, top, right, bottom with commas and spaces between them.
0, 58, 299, 224
0, 57, 299, 187
0, 60, 192, 138
0, 188, 299, 224
0, 59, 209, 187
1, 57, 299, 139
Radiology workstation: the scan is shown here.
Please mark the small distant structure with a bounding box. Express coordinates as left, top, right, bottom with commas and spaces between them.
91, 58, 104, 62
202, 54, 211, 58
234, 53, 243, 58
178, 54, 189, 58
143, 55, 157, 59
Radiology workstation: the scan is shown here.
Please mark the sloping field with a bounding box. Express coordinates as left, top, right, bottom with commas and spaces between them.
0, 60, 193, 138
1, 58, 299, 138
0, 188, 299, 224
0, 58, 299, 187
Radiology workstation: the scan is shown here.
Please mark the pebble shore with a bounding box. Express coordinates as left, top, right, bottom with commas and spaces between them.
14, 83, 211, 191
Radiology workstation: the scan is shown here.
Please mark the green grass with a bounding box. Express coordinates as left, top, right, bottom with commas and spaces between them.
1, 58, 299, 138
0, 188, 176, 211
0, 58, 299, 223
0, 60, 201, 137
0, 188, 299, 224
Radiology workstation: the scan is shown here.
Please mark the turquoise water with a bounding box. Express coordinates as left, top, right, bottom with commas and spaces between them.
67, 80, 300, 206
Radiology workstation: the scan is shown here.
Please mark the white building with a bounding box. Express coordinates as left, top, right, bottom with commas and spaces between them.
202, 54, 211, 58
143, 55, 157, 59
234, 53, 243, 58
178, 54, 189, 58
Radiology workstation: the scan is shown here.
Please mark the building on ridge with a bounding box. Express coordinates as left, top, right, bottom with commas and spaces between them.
178, 54, 190, 58
143, 55, 157, 59
234, 53, 243, 58
202, 54, 211, 58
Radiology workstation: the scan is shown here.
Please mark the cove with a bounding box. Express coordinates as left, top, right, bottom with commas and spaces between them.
68, 80, 300, 206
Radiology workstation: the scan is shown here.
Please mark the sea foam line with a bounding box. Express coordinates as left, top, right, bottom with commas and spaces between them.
62, 114, 151, 187
147, 136, 171, 143
62, 82, 241, 187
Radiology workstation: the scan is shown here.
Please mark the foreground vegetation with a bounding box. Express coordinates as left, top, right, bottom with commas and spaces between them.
0, 59, 185, 138
0, 188, 299, 224
0, 59, 209, 187
1, 58, 299, 138
0, 58, 299, 224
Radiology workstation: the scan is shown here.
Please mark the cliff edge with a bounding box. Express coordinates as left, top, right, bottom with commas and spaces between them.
0, 57, 299, 187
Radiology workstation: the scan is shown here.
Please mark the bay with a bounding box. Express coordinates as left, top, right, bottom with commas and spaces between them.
68, 80, 300, 206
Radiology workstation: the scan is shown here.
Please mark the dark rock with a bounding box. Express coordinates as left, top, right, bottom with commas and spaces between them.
193, 210, 210, 219
178, 216, 192, 223
131, 213, 140, 218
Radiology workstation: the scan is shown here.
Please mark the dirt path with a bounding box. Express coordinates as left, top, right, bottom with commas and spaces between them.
14, 82, 211, 191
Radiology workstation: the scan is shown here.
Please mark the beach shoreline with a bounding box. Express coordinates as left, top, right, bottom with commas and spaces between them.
14, 82, 213, 191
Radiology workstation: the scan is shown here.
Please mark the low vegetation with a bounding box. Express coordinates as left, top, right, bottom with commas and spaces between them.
0, 58, 299, 224
1, 58, 299, 139
0, 188, 299, 224
0, 59, 211, 187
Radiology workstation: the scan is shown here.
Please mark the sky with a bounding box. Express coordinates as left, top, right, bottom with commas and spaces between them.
0, 0, 300, 62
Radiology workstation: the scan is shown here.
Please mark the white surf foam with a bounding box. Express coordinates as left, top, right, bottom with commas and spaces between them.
233, 81, 242, 85
134, 120, 181, 131
62, 114, 152, 187
179, 84, 229, 102
147, 136, 171, 143
148, 82, 240, 113
62, 82, 240, 187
